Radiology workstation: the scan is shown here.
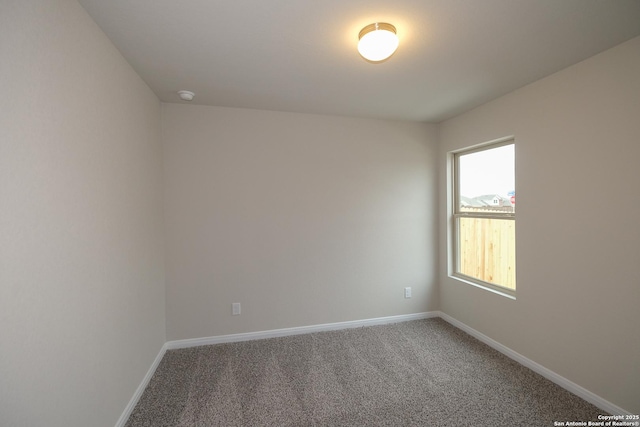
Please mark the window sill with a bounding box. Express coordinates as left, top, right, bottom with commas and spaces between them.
449, 274, 516, 300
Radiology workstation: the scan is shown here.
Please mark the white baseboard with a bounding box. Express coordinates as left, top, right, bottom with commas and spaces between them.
116, 310, 630, 426
166, 311, 438, 350
437, 312, 630, 416
114, 344, 168, 427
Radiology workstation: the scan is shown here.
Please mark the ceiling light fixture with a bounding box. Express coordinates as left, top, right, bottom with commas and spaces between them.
357, 23, 398, 62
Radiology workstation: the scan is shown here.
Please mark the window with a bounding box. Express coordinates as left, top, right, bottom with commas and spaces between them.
452, 139, 515, 296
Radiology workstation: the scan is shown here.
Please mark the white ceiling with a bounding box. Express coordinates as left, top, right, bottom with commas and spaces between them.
77, 0, 640, 122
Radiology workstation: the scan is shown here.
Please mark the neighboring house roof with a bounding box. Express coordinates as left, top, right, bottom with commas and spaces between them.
460, 196, 484, 207
466, 194, 513, 207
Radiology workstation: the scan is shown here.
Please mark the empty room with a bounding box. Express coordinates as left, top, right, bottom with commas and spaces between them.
2, 1, 639, 426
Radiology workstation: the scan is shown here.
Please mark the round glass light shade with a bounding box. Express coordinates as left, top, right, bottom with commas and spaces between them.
357, 23, 398, 62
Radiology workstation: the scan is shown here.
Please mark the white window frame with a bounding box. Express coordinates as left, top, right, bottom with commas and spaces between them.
450, 137, 516, 299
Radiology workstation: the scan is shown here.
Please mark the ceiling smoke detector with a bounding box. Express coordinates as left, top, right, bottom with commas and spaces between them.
177, 90, 195, 101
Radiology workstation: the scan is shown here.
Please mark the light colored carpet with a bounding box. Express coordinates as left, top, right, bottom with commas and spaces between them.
125, 318, 604, 426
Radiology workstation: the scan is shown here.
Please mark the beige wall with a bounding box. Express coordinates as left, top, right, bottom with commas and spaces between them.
163, 104, 438, 340
0, 2, 165, 426
438, 36, 640, 413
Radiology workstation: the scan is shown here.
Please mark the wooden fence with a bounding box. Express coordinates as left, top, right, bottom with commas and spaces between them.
458, 217, 516, 289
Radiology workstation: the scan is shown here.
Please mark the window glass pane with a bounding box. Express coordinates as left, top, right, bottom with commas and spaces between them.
458, 144, 515, 213
458, 217, 515, 290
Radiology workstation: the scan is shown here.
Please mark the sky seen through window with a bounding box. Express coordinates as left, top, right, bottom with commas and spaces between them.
459, 144, 514, 199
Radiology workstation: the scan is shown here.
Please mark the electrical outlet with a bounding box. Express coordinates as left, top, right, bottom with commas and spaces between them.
404, 287, 412, 298
232, 302, 241, 315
